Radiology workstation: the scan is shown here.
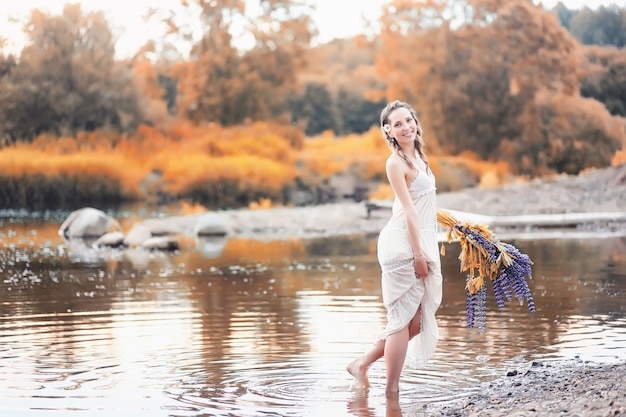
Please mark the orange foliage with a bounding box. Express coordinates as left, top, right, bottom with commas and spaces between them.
612, 148, 626, 166
368, 183, 394, 200
157, 154, 297, 194
299, 126, 388, 181
118, 119, 301, 195
452, 151, 513, 188
0, 118, 306, 206
0, 146, 144, 196
2, 114, 521, 207
178, 201, 209, 215
249, 198, 273, 210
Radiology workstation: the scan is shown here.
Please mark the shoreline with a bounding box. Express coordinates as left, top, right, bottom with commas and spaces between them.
425, 359, 626, 416
219, 165, 626, 240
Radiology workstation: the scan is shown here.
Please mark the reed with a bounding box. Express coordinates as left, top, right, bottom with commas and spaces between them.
0, 121, 524, 209
0, 148, 144, 209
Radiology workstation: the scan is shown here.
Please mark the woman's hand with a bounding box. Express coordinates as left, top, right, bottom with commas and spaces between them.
414, 255, 429, 279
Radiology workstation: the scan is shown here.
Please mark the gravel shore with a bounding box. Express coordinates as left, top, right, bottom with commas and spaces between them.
221, 164, 626, 239
436, 164, 626, 217
426, 359, 626, 417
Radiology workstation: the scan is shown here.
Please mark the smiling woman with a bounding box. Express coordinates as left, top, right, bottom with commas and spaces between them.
346, 100, 443, 398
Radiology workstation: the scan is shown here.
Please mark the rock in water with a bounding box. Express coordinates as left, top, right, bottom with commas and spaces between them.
59, 207, 122, 239
194, 212, 228, 236
92, 231, 126, 248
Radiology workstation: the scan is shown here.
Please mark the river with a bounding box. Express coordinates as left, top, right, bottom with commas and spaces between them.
1, 208, 625, 416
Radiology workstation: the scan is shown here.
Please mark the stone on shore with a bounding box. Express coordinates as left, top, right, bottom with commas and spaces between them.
58, 207, 122, 239
194, 212, 229, 236
92, 231, 125, 248
141, 236, 180, 251
123, 223, 152, 247
427, 360, 626, 417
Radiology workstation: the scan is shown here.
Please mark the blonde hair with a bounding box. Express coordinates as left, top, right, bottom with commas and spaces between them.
380, 100, 427, 171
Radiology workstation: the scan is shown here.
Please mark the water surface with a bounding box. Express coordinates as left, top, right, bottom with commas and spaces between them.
1, 210, 625, 416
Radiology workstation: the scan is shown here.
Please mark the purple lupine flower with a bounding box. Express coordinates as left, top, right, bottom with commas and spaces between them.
492, 274, 507, 308
527, 294, 536, 314
498, 270, 514, 302
500, 243, 535, 314
449, 218, 535, 331
466, 275, 488, 333
477, 285, 487, 334
466, 276, 476, 329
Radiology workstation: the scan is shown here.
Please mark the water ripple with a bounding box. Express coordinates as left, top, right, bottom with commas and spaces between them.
1, 231, 625, 416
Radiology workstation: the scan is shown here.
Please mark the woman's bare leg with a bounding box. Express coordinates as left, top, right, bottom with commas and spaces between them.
348, 307, 421, 392
385, 308, 421, 395
347, 339, 385, 387
408, 308, 421, 339
383, 324, 409, 396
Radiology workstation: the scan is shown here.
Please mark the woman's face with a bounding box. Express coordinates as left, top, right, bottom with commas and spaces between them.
386, 108, 419, 145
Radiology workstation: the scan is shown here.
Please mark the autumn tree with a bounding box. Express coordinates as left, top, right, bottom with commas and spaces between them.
335, 89, 386, 135
580, 45, 626, 117
0, 4, 151, 145
170, 0, 315, 126
374, 0, 624, 175
524, 91, 625, 174
0, 45, 16, 146
469, 0, 624, 174
298, 37, 383, 97
292, 37, 386, 135
129, 44, 171, 123
288, 83, 338, 135
374, 0, 451, 151
0, 34, 15, 74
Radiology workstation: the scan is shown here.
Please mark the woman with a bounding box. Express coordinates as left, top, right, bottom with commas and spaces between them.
347, 100, 443, 396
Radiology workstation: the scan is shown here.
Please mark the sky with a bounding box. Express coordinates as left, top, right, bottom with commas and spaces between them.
0, 0, 622, 58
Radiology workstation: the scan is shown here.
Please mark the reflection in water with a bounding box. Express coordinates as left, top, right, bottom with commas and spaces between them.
0, 213, 625, 416
347, 390, 406, 417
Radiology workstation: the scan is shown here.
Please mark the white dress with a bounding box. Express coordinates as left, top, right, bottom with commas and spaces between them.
376, 164, 443, 367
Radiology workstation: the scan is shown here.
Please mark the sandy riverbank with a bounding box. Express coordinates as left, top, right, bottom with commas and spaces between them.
220, 164, 626, 239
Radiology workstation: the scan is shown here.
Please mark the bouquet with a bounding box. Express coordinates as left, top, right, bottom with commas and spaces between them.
437, 210, 535, 333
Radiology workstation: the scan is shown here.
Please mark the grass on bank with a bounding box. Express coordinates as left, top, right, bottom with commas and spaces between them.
1, 120, 610, 210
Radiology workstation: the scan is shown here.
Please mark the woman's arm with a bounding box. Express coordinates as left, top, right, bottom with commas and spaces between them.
385, 157, 429, 278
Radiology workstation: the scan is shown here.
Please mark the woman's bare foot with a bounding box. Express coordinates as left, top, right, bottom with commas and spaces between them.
347, 359, 370, 389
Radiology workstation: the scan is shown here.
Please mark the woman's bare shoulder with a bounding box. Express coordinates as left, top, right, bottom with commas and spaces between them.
386, 154, 404, 167
386, 155, 408, 179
